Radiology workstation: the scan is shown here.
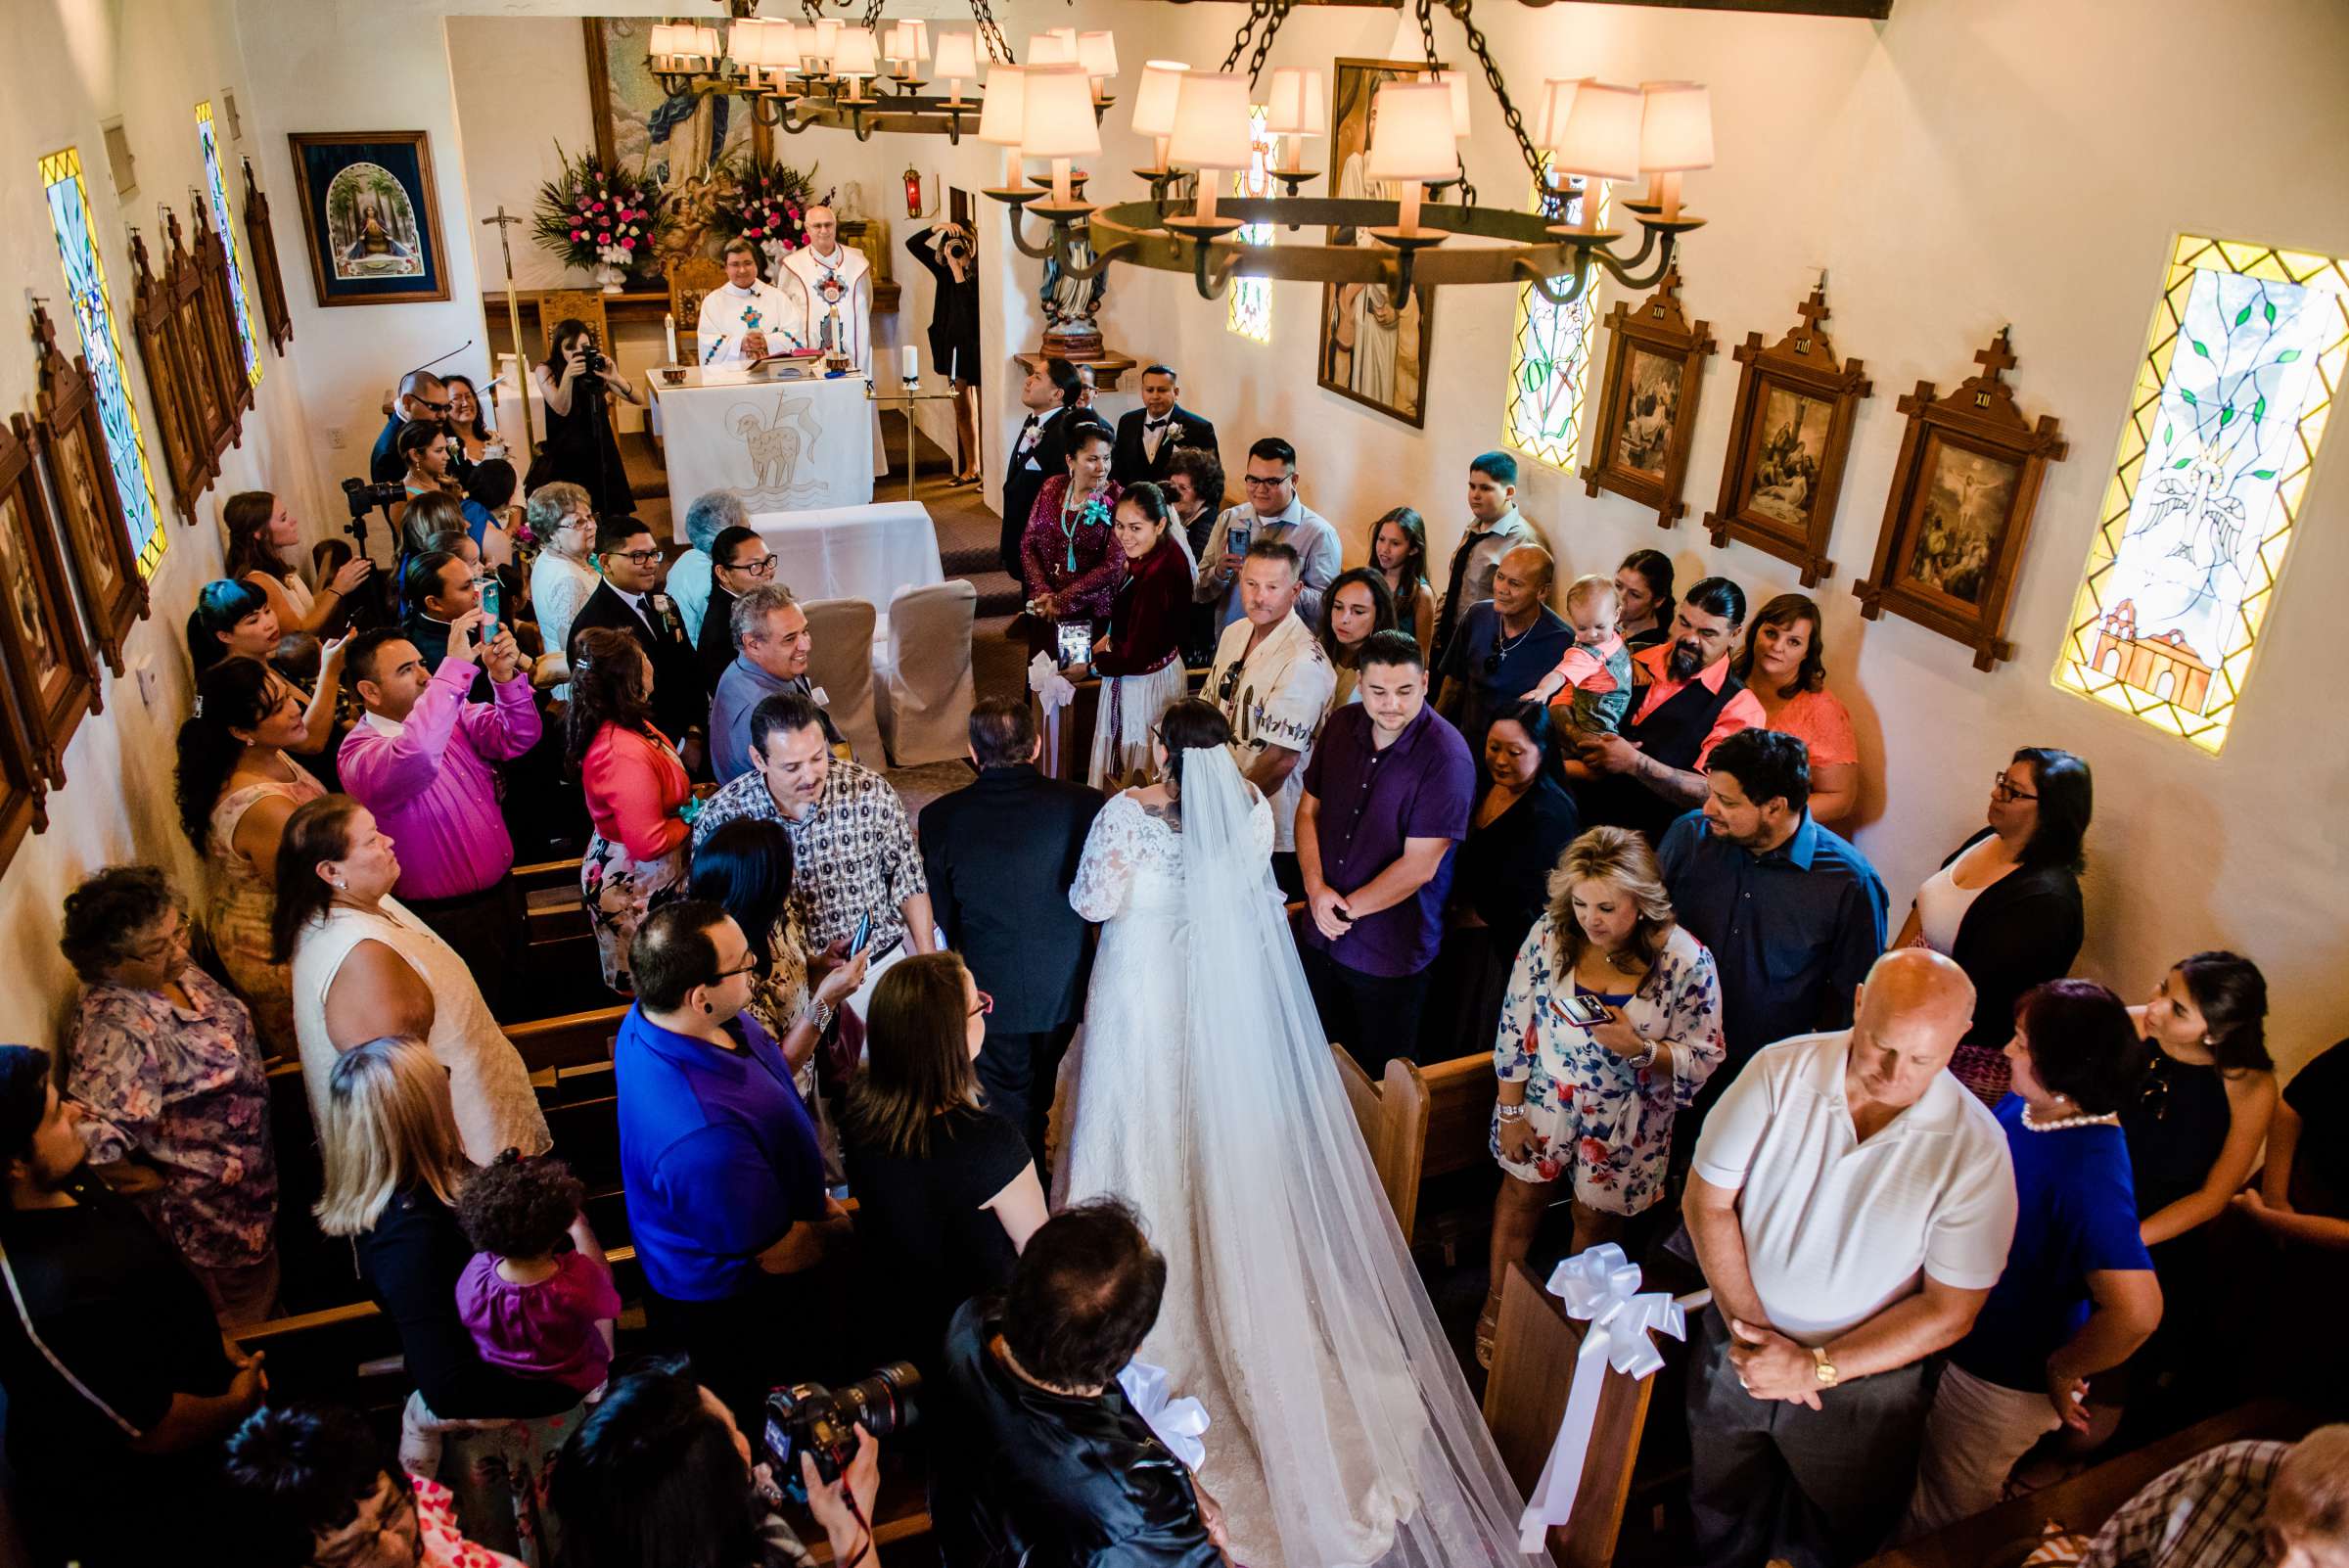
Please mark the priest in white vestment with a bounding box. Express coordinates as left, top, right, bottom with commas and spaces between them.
695, 238, 797, 365
778, 206, 874, 372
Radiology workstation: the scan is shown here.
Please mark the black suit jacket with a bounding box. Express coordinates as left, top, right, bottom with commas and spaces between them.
1109, 404, 1219, 489
920, 763, 1105, 1034
1000, 408, 1077, 582
566, 579, 710, 750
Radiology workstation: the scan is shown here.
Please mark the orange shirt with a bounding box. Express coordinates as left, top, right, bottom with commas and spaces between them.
1629, 644, 1766, 768
1762, 684, 1859, 768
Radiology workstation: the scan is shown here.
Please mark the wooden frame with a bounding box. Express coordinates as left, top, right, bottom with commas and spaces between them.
161, 210, 238, 462
1703, 285, 1871, 583
1314, 57, 1446, 428
286, 130, 449, 307
30, 300, 150, 676
188, 199, 255, 430
1853, 329, 2068, 671
1583, 267, 1717, 528
583, 18, 771, 276
0, 413, 102, 789
242, 156, 294, 353
0, 629, 47, 870
126, 226, 215, 522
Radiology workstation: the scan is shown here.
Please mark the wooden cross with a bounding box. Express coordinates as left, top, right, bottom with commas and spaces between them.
1796, 286, 1829, 336
480, 206, 536, 454
27, 299, 63, 367
1973, 327, 2017, 383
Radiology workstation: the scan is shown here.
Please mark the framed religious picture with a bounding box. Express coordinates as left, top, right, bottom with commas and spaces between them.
1584, 267, 1717, 528
584, 18, 769, 268
0, 640, 49, 871
30, 301, 151, 677
242, 157, 294, 353
162, 210, 238, 462
286, 130, 449, 307
0, 414, 103, 787
126, 227, 215, 522
1853, 329, 2068, 671
1315, 57, 1445, 427
188, 200, 255, 426
1703, 285, 1873, 584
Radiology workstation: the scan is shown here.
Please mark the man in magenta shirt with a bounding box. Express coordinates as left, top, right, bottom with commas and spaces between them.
338, 615, 540, 1009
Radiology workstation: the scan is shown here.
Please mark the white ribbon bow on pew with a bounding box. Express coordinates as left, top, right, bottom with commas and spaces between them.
1029, 652, 1076, 775
1516, 1242, 1686, 1552
1117, 1360, 1212, 1471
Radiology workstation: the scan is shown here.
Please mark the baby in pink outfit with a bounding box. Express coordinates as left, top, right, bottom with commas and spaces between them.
1520, 574, 1634, 734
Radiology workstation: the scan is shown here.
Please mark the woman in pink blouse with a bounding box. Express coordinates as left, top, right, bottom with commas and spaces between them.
1727, 593, 1862, 828
569, 627, 696, 995
1019, 418, 1121, 659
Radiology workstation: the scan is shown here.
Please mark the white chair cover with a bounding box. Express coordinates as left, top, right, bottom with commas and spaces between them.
878, 579, 977, 767
800, 596, 885, 764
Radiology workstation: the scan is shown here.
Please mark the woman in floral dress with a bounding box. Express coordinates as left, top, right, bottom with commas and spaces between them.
1476, 824, 1725, 1365
1019, 419, 1122, 660
570, 627, 695, 994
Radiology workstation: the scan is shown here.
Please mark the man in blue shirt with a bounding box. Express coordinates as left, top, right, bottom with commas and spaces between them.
1434, 544, 1572, 762
1659, 727, 1888, 1087
615, 900, 847, 1422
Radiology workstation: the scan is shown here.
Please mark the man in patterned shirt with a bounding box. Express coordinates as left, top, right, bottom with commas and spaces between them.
2085, 1428, 2349, 1568
1204, 538, 1337, 899
690, 690, 935, 972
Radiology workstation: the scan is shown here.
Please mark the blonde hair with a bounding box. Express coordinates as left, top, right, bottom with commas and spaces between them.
1544, 826, 1677, 990
313, 1038, 467, 1236
1564, 573, 1619, 621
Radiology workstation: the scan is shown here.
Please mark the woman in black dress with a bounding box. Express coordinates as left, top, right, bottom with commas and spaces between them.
905, 222, 982, 484
531, 318, 642, 520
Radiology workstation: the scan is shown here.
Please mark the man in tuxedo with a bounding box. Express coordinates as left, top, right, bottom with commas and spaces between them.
1110, 363, 1220, 488
919, 698, 1105, 1170
369, 369, 449, 484
1001, 357, 1088, 587
567, 515, 712, 774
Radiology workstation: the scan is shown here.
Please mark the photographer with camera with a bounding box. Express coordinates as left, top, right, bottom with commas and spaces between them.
552, 1360, 880, 1568
533, 318, 641, 523
934, 1199, 1229, 1567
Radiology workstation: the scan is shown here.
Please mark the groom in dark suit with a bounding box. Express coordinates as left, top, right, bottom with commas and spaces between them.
920, 698, 1105, 1168
566, 515, 713, 773
1110, 363, 1221, 489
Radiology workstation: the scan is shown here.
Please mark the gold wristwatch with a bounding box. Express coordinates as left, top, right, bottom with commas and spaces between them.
1812, 1345, 1840, 1389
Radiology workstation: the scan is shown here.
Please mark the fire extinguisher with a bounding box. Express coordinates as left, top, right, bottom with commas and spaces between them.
902, 165, 924, 218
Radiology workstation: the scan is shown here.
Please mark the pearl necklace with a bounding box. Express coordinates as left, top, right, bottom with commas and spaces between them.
2020, 1104, 2121, 1133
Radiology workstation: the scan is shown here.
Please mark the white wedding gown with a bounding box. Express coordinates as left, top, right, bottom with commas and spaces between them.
1057, 749, 1542, 1568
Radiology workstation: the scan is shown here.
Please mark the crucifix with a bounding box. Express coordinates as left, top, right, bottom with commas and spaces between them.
1793, 281, 1830, 354
480, 206, 535, 456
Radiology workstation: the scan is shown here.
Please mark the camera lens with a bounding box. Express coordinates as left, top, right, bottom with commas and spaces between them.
835, 1362, 920, 1441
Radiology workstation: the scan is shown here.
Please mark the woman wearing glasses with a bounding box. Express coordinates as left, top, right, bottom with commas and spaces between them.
525, 482, 600, 699
694, 525, 775, 690
841, 953, 1047, 1372
1892, 747, 2093, 1103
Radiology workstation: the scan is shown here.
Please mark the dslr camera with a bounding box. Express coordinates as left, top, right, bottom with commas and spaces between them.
760, 1363, 918, 1495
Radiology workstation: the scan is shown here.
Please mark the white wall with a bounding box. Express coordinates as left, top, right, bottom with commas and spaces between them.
0, 0, 332, 1048
446, 17, 598, 294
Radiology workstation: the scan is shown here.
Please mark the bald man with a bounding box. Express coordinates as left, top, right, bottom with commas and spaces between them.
371, 369, 450, 484
778, 205, 873, 372
1432, 542, 1571, 759
1682, 947, 2016, 1568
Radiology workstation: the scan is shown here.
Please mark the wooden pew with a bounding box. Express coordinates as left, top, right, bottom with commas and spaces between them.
510, 855, 606, 1021
507, 1003, 629, 1074
1330, 1047, 1432, 1237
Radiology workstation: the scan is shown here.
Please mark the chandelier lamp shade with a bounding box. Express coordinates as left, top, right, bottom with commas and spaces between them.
1265, 66, 1324, 176
1365, 79, 1457, 237
1131, 60, 1189, 174
1022, 64, 1101, 208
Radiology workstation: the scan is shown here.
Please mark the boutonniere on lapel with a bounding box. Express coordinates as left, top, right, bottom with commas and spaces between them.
1165, 423, 1186, 446
651, 593, 683, 639
1080, 495, 1115, 530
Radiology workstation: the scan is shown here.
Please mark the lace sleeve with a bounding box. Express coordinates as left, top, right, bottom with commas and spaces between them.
1248, 790, 1275, 860
1070, 793, 1145, 922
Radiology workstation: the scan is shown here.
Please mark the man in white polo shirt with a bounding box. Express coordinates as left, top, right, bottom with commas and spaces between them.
1683, 948, 2016, 1568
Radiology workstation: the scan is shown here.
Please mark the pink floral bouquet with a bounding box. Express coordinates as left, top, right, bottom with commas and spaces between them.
532, 146, 668, 272
711, 156, 822, 253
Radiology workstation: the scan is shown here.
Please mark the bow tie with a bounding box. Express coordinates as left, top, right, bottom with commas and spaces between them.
1145, 416, 1172, 429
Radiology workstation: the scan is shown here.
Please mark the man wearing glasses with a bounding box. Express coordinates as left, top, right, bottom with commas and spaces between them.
709, 582, 846, 783
369, 368, 451, 485
1434, 544, 1572, 763
695, 525, 777, 689
567, 516, 713, 775
1193, 436, 1341, 637
665, 489, 753, 647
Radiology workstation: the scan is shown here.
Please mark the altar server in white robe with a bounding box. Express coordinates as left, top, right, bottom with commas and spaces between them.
779, 206, 874, 372
696, 237, 797, 365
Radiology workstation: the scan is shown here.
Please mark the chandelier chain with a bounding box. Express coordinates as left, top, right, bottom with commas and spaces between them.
1413, 0, 1476, 207
1447, 0, 1543, 192
968, 0, 1012, 64
1221, 0, 1293, 86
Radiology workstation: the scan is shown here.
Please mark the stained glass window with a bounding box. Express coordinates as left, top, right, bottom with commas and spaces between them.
1226, 108, 1277, 344
2053, 235, 2347, 754
1503, 168, 1605, 472
39, 146, 163, 578
197, 101, 261, 388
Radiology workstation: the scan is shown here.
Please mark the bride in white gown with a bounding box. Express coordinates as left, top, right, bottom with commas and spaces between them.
1056, 699, 1541, 1568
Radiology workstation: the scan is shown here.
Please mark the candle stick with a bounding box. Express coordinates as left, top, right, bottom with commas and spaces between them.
949, 346, 957, 383
901, 344, 920, 384
665, 311, 678, 366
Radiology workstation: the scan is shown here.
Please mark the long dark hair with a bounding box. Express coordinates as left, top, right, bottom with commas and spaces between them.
2174, 950, 2271, 1074
174, 657, 280, 848
541, 317, 595, 374
270, 795, 364, 963
688, 818, 796, 981
549, 1360, 769, 1568
565, 627, 658, 775
1730, 592, 1828, 699
220, 491, 285, 584
1370, 506, 1430, 601
1318, 567, 1398, 669
1486, 698, 1564, 779
1618, 548, 1676, 628
186, 578, 272, 675
441, 373, 492, 443
1157, 698, 1231, 808
2012, 746, 2092, 874
847, 952, 985, 1158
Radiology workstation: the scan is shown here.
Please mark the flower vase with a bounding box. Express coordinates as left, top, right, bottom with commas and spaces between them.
595, 245, 629, 294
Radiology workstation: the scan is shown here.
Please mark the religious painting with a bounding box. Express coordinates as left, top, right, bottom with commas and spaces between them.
241, 156, 295, 354
30, 300, 150, 677
0, 415, 102, 789
187, 205, 254, 437
585, 19, 770, 269
125, 228, 214, 523
1854, 329, 2067, 672
1584, 267, 1716, 528
2055, 236, 2347, 752
1503, 170, 1602, 473
0, 626, 49, 874
1315, 58, 1444, 428
286, 131, 449, 306
1704, 286, 1872, 585
161, 211, 237, 463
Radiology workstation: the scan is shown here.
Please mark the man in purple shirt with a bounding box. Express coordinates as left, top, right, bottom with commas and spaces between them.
1296, 629, 1475, 1072
338, 617, 539, 1009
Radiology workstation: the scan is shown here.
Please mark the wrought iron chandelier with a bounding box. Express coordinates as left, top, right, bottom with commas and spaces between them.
986, 0, 1712, 306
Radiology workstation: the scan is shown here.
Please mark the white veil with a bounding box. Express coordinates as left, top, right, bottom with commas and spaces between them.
1174, 746, 1543, 1568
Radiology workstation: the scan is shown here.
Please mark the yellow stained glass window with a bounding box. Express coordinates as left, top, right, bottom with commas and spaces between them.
1503, 167, 1605, 473
1226, 108, 1276, 344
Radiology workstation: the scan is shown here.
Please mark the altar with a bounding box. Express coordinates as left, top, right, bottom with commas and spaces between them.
647, 368, 886, 542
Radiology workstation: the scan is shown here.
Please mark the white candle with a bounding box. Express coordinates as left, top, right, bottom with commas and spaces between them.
901, 344, 920, 383
665, 312, 677, 366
